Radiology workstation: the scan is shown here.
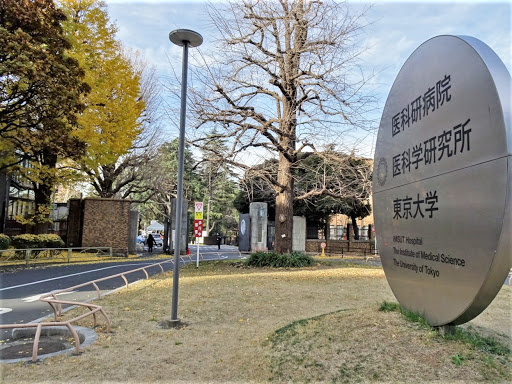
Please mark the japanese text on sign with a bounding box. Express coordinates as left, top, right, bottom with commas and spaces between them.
194, 219, 203, 237
393, 190, 439, 220
392, 118, 471, 178
195, 201, 203, 219
392, 74, 452, 137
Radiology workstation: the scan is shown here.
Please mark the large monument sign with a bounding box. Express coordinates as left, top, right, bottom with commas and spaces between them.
373, 35, 511, 326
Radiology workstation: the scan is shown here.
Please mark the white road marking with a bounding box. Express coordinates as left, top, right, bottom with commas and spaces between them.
22, 290, 76, 303
0, 308, 13, 315
0, 263, 158, 292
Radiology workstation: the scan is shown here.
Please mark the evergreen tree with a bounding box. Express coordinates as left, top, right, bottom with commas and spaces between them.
197, 130, 239, 236
135, 139, 202, 225
234, 151, 372, 238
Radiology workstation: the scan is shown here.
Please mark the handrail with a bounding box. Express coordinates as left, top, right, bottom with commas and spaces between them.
40, 259, 174, 315
0, 253, 240, 362
0, 258, 174, 362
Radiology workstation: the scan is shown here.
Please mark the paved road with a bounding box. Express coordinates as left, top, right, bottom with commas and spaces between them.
0, 245, 244, 340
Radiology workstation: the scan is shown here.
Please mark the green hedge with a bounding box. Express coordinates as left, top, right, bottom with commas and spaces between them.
246, 251, 315, 268
0, 234, 10, 250
11, 234, 65, 249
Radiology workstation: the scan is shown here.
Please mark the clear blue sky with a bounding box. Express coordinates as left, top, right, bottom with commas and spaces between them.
104, 0, 511, 157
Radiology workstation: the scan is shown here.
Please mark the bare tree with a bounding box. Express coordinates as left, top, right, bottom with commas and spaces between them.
170, 0, 376, 253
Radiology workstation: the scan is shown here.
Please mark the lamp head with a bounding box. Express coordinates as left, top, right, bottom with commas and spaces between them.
169, 29, 203, 47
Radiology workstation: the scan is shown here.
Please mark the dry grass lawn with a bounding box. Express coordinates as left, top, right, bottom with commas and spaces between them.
1, 260, 510, 383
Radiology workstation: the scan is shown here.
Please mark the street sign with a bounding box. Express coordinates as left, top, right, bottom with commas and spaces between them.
194, 201, 203, 220
193, 219, 203, 238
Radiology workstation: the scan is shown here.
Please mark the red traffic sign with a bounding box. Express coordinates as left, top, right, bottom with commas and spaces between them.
193, 219, 203, 238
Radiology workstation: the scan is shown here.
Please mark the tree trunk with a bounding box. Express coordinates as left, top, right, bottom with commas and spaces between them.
98, 164, 115, 198
33, 183, 52, 234
32, 150, 57, 234
274, 153, 294, 254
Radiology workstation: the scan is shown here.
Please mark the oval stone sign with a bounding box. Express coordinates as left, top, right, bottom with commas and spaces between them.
373, 35, 511, 326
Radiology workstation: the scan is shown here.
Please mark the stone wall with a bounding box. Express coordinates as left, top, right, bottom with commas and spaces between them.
168, 198, 188, 254
81, 198, 132, 256
292, 216, 306, 252
249, 202, 267, 251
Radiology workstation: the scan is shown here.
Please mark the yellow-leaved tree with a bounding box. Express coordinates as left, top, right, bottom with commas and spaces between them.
60, 0, 148, 197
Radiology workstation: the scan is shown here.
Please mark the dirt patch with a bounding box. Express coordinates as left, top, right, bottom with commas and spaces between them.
0, 336, 74, 360
1, 261, 510, 383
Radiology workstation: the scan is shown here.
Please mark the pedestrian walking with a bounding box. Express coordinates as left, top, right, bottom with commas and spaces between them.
146, 233, 156, 254
216, 233, 222, 250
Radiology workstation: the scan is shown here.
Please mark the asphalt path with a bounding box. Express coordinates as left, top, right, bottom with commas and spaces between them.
0, 245, 244, 340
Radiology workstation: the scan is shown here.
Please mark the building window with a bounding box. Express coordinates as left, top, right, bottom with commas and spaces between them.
329, 225, 335, 240
336, 225, 344, 240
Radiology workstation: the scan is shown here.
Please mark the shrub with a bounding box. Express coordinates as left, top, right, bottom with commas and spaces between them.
246, 251, 315, 268
39, 234, 65, 248
11, 234, 64, 249
0, 234, 11, 250
12, 234, 44, 249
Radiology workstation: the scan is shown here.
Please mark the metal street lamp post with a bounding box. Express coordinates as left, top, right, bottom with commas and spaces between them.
166, 29, 203, 327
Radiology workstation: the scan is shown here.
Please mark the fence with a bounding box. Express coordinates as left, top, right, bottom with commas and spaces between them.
0, 247, 114, 267
306, 239, 378, 256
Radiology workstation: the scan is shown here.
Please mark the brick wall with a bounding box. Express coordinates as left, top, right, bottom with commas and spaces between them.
81, 198, 131, 256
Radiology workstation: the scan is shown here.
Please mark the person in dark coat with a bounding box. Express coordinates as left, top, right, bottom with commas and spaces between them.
216, 233, 222, 250
146, 233, 156, 254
